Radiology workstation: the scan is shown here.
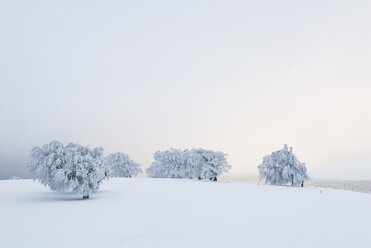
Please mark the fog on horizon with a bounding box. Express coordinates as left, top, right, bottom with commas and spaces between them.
1, 0, 371, 180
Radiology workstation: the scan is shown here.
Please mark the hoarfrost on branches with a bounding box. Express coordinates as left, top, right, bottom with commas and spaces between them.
28, 141, 107, 198
258, 144, 309, 186
104, 152, 142, 178
146, 149, 186, 179
146, 148, 231, 181
195, 148, 230, 181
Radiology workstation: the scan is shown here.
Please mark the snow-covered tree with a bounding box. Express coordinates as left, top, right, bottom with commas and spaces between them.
184, 149, 204, 179
146, 148, 231, 181
28, 141, 107, 198
258, 144, 309, 186
63, 143, 106, 198
146, 149, 187, 178
104, 152, 142, 178
28, 140, 69, 191
193, 148, 231, 181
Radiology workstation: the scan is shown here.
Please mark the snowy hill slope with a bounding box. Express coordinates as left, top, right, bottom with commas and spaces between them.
0, 178, 370, 248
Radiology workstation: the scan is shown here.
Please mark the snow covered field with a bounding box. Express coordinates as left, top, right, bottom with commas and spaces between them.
1, 178, 370, 248
306, 179, 371, 194
221, 175, 371, 194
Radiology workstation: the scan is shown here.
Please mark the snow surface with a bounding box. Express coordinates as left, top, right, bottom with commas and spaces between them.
1, 178, 370, 248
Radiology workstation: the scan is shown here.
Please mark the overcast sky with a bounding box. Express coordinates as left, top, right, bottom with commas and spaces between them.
1, 0, 371, 180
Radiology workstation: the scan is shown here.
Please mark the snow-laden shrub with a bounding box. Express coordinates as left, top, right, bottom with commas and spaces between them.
104, 152, 142, 178
258, 144, 309, 186
28, 141, 107, 198
146, 148, 231, 181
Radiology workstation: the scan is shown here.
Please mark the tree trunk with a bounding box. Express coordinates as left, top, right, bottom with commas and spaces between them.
213, 177, 217, 182
83, 195, 89, 199
198, 176, 202, 180
301, 181, 304, 187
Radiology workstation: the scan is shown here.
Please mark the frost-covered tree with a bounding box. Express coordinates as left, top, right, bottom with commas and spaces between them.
146, 149, 187, 178
193, 148, 231, 181
28, 141, 107, 198
184, 149, 204, 179
63, 143, 106, 198
104, 152, 142, 178
146, 148, 231, 181
28, 140, 69, 191
258, 144, 309, 186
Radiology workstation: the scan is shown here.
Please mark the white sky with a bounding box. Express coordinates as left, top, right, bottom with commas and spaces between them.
1, 0, 371, 179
